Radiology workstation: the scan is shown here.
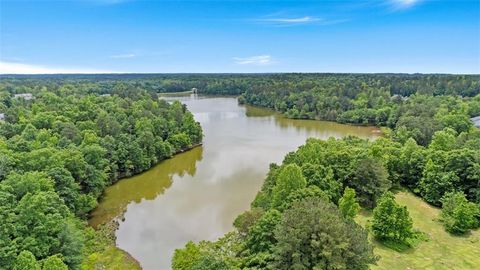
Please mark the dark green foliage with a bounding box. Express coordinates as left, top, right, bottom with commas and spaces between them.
397, 138, 426, 190
272, 198, 377, 270
233, 208, 264, 236
440, 191, 480, 234
348, 156, 391, 208
372, 192, 414, 246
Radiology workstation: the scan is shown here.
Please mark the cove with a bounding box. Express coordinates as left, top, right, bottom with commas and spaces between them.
89, 95, 380, 270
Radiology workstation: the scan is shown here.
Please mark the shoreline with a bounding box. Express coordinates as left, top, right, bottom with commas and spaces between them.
86, 143, 203, 270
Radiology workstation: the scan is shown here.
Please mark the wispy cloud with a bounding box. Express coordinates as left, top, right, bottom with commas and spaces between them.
254, 15, 347, 27
109, 53, 136, 59
389, 0, 422, 10
233, 55, 275, 65
260, 16, 322, 24
0, 61, 119, 74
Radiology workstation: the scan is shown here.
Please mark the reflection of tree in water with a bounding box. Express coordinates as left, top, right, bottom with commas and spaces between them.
88, 146, 203, 227
243, 104, 379, 139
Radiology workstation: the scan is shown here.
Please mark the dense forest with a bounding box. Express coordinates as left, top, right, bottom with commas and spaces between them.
1, 74, 479, 269
168, 74, 480, 269
0, 82, 202, 269
2, 74, 479, 147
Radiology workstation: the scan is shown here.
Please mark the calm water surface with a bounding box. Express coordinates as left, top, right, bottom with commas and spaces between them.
89, 96, 380, 270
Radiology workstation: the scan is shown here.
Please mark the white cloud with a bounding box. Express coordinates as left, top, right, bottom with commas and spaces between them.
233, 55, 274, 65
260, 16, 322, 24
390, 0, 421, 9
254, 15, 347, 27
109, 53, 136, 59
0, 61, 119, 74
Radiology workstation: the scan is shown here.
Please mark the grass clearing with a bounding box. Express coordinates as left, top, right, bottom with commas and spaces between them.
82, 247, 141, 270
356, 191, 480, 270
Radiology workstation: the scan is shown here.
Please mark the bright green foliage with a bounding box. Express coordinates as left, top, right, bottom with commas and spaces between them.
372, 192, 414, 245
246, 209, 282, 253
429, 128, 457, 151
439, 113, 473, 134
281, 185, 330, 211
301, 163, 342, 202
271, 164, 307, 208
440, 192, 480, 234
41, 255, 68, 270
251, 163, 281, 209
272, 198, 377, 270
339, 187, 360, 220
172, 241, 203, 270
397, 138, 426, 190
168, 132, 193, 150
419, 159, 459, 206
190, 255, 230, 270
172, 233, 240, 270
14, 250, 40, 270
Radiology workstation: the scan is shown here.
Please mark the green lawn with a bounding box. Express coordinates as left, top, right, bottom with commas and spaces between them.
356, 191, 480, 270
82, 247, 141, 270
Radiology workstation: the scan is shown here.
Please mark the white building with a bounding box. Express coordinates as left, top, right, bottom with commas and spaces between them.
0, 113, 5, 121
13, 93, 34, 100
471, 116, 480, 128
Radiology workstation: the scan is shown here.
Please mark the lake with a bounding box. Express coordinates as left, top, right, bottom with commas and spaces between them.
89, 95, 380, 270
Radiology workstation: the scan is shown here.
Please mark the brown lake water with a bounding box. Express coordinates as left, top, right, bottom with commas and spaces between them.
89, 95, 380, 270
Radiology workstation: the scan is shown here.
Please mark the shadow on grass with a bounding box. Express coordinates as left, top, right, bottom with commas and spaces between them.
374, 231, 429, 253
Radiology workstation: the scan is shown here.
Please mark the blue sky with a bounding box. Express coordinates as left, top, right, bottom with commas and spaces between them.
0, 0, 479, 74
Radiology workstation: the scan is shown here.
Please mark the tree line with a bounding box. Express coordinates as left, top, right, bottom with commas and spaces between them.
0, 82, 202, 269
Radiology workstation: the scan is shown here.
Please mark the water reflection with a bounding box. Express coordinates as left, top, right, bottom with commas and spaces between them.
88, 146, 203, 228
244, 104, 379, 137
90, 96, 379, 270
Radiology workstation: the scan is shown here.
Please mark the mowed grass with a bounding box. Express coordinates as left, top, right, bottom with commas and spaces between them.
356, 191, 480, 270
82, 246, 141, 270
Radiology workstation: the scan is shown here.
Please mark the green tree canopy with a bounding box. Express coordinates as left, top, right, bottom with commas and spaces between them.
440, 191, 480, 234
339, 187, 360, 220
272, 197, 377, 270
371, 192, 414, 246
272, 164, 307, 208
